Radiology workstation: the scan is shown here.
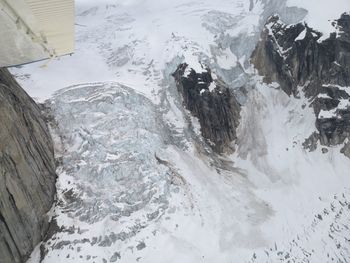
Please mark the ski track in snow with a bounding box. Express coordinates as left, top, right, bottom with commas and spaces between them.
13, 0, 350, 262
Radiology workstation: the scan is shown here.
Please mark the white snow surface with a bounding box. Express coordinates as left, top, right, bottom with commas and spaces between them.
295, 28, 306, 41
11, 0, 263, 102
287, 0, 350, 41
13, 0, 350, 262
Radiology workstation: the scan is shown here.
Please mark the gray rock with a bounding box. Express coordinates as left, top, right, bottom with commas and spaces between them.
173, 63, 241, 153
136, 241, 146, 250
322, 148, 329, 154
341, 142, 350, 158
110, 251, 121, 262
0, 68, 56, 262
252, 14, 350, 157
303, 132, 320, 152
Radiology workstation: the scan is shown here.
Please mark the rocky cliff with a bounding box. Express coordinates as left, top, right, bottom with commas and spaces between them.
252, 13, 350, 157
0, 68, 56, 263
173, 63, 241, 153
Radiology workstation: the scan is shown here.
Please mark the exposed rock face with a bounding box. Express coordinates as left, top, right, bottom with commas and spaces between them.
0, 68, 56, 262
252, 14, 350, 157
173, 63, 241, 153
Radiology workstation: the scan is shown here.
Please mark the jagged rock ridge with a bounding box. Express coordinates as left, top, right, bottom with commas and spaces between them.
173, 63, 241, 153
0, 68, 56, 263
252, 13, 350, 157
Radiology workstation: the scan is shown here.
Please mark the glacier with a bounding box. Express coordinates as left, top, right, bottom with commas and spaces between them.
9, 0, 350, 262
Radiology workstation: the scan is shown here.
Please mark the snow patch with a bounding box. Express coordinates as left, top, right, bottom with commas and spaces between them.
295, 28, 306, 41
208, 81, 216, 92
287, 0, 350, 41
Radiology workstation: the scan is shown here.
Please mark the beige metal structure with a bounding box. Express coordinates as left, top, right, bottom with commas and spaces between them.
0, 0, 74, 67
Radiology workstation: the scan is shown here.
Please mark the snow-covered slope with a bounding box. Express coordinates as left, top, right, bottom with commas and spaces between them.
287, 0, 350, 41
235, 80, 350, 262
10, 0, 350, 262
12, 0, 266, 102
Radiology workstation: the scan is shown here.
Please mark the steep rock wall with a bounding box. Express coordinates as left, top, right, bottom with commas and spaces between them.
0, 68, 56, 262
173, 63, 241, 153
251, 14, 350, 157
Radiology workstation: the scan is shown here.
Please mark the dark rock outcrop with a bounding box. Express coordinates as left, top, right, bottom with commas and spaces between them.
0, 68, 56, 262
173, 63, 241, 153
252, 14, 350, 156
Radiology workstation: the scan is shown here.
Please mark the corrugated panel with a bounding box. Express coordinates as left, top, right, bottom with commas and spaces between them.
0, 0, 47, 67
1, 0, 41, 36
0, 0, 74, 67
26, 0, 75, 57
